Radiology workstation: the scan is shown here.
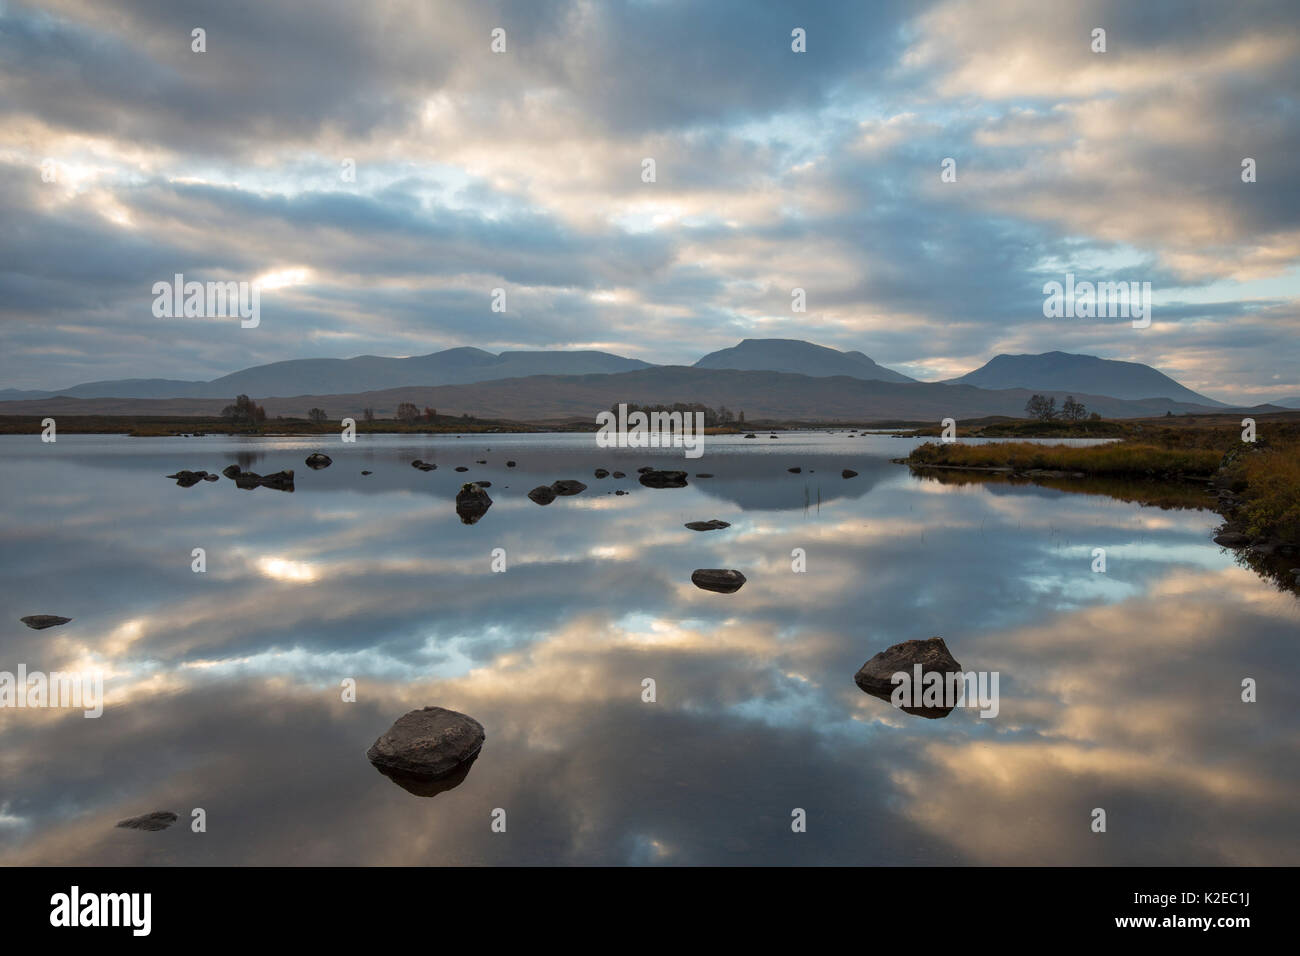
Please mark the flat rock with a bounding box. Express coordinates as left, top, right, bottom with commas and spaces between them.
639, 469, 688, 489
20, 615, 72, 630
550, 479, 587, 496
854, 636, 962, 719
685, 520, 730, 531
115, 811, 178, 831
366, 706, 485, 779
691, 569, 746, 593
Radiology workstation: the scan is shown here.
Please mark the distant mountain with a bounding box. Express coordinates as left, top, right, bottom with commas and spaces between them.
5, 349, 656, 401
1273, 395, 1300, 408
693, 338, 915, 383
945, 351, 1225, 406
2, 367, 1270, 423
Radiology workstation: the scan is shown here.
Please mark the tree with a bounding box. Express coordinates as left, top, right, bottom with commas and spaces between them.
423, 407, 436, 422
395, 402, 420, 424
1061, 396, 1086, 422
221, 394, 265, 426
307, 408, 327, 424
362, 407, 375, 423
1025, 394, 1057, 422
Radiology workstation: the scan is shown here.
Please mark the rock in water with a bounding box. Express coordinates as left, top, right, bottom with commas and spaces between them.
691, 569, 746, 593
854, 637, 962, 719
612, 471, 626, 478
550, 479, 587, 496
455, 483, 493, 524
639, 469, 688, 489
166, 470, 211, 487
787, 467, 801, 474
1213, 531, 1251, 548
305, 453, 332, 469
528, 485, 557, 505
259, 470, 295, 492
366, 706, 485, 779
842, 469, 858, 479
594, 468, 609, 478
455, 466, 469, 472
115, 811, 178, 831
506, 461, 517, 467
20, 615, 72, 630
222, 464, 242, 479
234, 470, 263, 489
685, 520, 731, 531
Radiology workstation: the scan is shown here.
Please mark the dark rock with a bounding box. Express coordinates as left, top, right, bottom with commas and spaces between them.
506, 461, 516, 467
594, 468, 609, 478
615, 489, 628, 495
366, 706, 485, 780
374, 752, 480, 797
361, 470, 372, 475
115, 811, 178, 831
166, 470, 212, 487
203, 473, 218, 481
476, 480, 492, 488
787, 467, 801, 474
455, 466, 469, 472
550, 479, 587, 496
636, 466, 654, 474
305, 453, 332, 469
639, 469, 688, 489
769, 434, 778, 438
1214, 531, 1252, 548
694, 473, 713, 478
691, 569, 746, 593
528, 485, 557, 505
685, 520, 730, 531
612, 471, 626, 478
259, 470, 295, 492
20, 615, 72, 630
476, 460, 487, 464
455, 483, 493, 524
854, 636, 962, 719
744, 433, 756, 439
842, 469, 858, 479
222, 464, 241, 479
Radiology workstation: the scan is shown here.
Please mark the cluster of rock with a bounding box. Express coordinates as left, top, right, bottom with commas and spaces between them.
166, 470, 219, 487
527, 479, 588, 504
411, 459, 437, 471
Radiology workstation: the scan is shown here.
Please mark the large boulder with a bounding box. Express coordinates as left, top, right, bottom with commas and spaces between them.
691, 569, 746, 593
20, 614, 72, 630
455, 483, 493, 524
366, 706, 485, 780
854, 637, 962, 719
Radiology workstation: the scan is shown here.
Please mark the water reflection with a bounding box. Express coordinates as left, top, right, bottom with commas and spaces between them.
0, 433, 1296, 864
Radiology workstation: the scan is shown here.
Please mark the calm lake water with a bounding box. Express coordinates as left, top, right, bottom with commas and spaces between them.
1, 432, 1297, 865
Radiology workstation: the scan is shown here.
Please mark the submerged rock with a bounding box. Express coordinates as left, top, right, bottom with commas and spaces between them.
551, 479, 587, 496
639, 469, 688, 489
528, 485, 557, 505
854, 636, 962, 719
20, 614, 72, 630
366, 706, 485, 780
1214, 531, 1251, 548
685, 519, 731, 531
694, 473, 713, 478
115, 811, 178, 832
691, 569, 746, 593
305, 453, 332, 469
455, 483, 493, 524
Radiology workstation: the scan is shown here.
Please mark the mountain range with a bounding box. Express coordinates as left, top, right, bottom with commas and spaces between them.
1, 339, 1283, 421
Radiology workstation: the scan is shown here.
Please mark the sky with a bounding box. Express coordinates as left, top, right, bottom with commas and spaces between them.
1, 0, 1297, 403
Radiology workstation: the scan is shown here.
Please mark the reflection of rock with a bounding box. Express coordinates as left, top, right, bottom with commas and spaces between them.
842, 469, 858, 479
691, 569, 746, 593
115, 811, 178, 831
305, 453, 332, 469
639, 469, 688, 489
367, 706, 485, 782
455, 483, 493, 524
551, 479, 587, 496
685, 519, 730, 531
854, 636, 962, 719
259, 470, 295, 492
373, 752, 480, 797
528, 485, 557, 505
20, 614, 72, 630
